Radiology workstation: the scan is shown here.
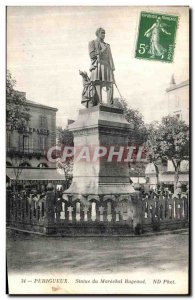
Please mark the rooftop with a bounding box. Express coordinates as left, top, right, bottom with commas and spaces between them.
15, 90, 58, 112
26, 99, 58, 112
166, 79, 189, 92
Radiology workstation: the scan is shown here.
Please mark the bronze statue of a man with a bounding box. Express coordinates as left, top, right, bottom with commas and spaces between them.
88, 27, 115, 104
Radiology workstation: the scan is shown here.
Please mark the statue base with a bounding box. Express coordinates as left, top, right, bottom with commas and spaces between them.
63, 104, 142, 228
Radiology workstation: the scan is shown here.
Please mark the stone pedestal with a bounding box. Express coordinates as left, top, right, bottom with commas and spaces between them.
63, 104, 141, 227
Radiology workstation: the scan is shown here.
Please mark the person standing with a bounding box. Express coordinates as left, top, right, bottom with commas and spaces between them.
88, 27, 115, 104
144, 17, 171, 59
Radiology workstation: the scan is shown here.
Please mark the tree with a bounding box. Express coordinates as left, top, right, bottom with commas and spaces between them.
56, 127, 74, 188
129, 161, 146, 183
114, 97, 148, 176
145, 121, 161, 186
114, 97, 149, 145
6, 70, 30, 129
57, 126, 74, 147
146, 116, 189, 191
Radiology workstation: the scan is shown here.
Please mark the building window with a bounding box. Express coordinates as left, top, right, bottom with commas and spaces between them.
23, 136, 29, 153
175, 96, 180, 108
39, 136, 48, 151
29, 136, 34, 153
174, 111, 181, 120
41, 202, 45, 217
39, 115, 48, 129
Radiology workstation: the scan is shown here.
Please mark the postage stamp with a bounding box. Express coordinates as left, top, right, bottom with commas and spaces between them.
135, 11, 179, 63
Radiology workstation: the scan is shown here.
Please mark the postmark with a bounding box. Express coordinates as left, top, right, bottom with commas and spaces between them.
135, 11, 179, 63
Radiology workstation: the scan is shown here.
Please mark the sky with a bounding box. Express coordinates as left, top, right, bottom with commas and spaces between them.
7, 6, 189, 127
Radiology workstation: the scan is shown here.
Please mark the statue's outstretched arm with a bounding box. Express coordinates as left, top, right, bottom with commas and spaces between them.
161, 27, 171, 35
144, 23, 155, 36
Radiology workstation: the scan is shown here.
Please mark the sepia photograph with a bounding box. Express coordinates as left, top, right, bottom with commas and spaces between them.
6, 5, 190, 295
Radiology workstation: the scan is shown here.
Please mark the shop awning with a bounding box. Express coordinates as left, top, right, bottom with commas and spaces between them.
159, 173, 189, 183
6, 167, 65, 181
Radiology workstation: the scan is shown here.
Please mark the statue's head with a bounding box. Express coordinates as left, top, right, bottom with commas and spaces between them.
96, 27, 105, 41
156, 17, 161, 24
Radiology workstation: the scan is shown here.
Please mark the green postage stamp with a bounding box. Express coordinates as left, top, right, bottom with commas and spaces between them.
135, 11, 179, 62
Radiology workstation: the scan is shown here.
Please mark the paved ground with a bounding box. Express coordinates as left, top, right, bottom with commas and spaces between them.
7, 229, 188, 274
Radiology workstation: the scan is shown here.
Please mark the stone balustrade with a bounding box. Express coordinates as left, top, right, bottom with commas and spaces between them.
6, 188, 189, 235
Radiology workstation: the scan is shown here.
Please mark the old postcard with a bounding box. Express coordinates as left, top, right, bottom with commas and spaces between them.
6, 6, 190, 295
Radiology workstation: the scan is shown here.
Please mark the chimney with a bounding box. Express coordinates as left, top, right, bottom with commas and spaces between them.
170, 74, 176, 87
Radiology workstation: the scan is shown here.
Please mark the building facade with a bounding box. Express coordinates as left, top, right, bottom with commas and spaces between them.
145, 76, 189, 191
6, 91, 64, 184
166, 76, 189, 124
6, 92, 57, 168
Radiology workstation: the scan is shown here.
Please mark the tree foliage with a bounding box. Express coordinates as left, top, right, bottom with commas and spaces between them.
114, 97, 148, 145
6, 70, 30, 129
57, 126, 74, 148
146, 115, 189, 190
56, 126, 74, 187
113, 97, 149, 178
145, 121, 162, 185
157, 116, 189, 162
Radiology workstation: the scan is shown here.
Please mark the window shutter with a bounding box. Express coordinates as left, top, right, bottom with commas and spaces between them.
18, 135, 23, 151
38, 135, 41, 151
29, 136, 33, 152
39, 115, 42, 127
45, 116, 48, 129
